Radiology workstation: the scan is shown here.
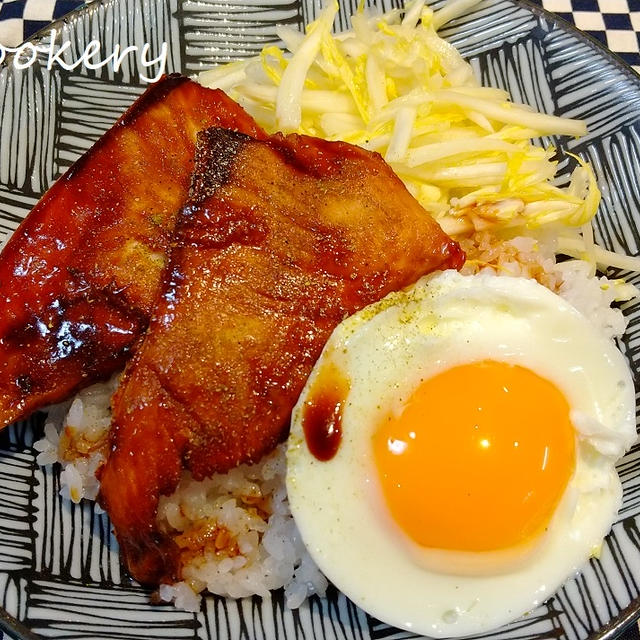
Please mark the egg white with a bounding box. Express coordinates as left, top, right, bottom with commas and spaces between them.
286, 270, 636, 638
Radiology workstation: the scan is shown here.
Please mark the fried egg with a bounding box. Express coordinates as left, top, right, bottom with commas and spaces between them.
286, 270, 636, 638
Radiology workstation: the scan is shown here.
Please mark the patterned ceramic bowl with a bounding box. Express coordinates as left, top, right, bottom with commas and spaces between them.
0, 0, 639, 638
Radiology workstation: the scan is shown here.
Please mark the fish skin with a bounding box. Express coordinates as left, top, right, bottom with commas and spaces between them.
0, 76, 265, 428
98, 127, 465, 585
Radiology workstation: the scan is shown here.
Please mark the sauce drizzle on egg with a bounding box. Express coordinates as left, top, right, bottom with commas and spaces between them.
301, 361, 350, 461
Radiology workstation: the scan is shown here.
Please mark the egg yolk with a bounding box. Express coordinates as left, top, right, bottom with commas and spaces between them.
372, 360, 575, 552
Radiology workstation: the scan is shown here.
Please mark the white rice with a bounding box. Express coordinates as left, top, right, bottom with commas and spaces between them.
35, 373, 120, 503
36, 383, 327, 612
459, 231, 637, 340
156, 445, 327, 610
35, 230, 637, 612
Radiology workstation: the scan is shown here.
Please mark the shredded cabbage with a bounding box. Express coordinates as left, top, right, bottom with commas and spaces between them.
199, 0, 640, 272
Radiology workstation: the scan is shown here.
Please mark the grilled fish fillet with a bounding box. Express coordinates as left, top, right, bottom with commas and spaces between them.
98, 128, 465, 585
0, 76, 264, 428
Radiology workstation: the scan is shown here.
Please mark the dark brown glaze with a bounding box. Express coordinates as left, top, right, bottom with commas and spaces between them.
301, 361, 349, 462
0, 76, 265, 428
97, 127, 465, 585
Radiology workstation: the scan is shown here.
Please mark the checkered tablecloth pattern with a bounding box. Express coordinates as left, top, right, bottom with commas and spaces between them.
534, 0, 640, 70
0, 0, 83, 47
